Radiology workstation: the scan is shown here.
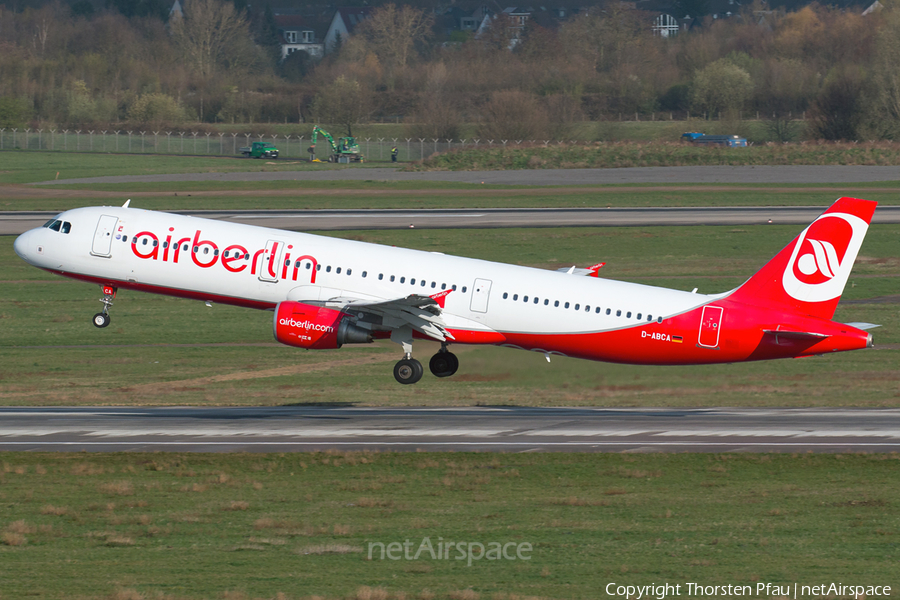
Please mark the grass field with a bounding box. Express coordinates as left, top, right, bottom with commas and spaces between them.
2, 224, 898, 408
1, 451, 898, 599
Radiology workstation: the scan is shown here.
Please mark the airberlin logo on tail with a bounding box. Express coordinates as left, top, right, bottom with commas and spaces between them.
783, 212, 868, 303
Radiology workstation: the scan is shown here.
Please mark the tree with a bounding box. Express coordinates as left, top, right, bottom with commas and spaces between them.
808, 67, 871, 141
310, 76, 369, 137
0, 96, 30, 128
169, 0, 252, 78
359, 4, 433, 74
691, 59, 753, 117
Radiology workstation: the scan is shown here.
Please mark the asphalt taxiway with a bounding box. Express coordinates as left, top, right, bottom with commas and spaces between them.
4, 205, 900, 235
2, 407, 900, 453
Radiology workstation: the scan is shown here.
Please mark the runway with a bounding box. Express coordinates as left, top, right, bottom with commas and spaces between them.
2, 406, 900, 453
4, 205, 900, 235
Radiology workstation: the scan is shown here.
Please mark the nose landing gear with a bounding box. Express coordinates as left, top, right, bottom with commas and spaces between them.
93, 285, 116, 328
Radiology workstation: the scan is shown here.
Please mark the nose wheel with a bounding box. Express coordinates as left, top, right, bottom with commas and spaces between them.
93, 285, 116, 328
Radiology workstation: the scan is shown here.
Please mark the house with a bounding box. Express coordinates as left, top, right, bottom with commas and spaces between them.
274, 14, 326, 61
324, 7, 373, 54
475, 6, 532, 49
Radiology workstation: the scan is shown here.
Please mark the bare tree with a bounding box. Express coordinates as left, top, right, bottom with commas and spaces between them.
170, 0, 251, 78
359, 4, 433, 74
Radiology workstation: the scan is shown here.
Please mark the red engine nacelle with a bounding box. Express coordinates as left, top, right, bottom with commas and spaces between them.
274, 301, 373, 349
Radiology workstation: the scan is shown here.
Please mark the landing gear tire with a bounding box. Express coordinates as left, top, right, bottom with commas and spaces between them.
429, 351, 459, 378
394, 358, 424, 385
93, 313, 110, 328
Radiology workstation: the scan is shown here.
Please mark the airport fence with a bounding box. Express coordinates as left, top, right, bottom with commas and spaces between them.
0, 127, 616, 163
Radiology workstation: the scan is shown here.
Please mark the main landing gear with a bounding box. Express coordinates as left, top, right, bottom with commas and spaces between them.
92, 285, 116, 328
390, 328, 459, 385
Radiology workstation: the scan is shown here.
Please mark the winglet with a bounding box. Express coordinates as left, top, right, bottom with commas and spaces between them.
588, 262, 606, 277
429, 289, 453, 308
122, 199, 131, 208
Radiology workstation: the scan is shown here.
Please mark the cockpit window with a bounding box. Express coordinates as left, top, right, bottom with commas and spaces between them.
42, 219, 57, 228
61, 222, 71, 234
49, 220, 62, 232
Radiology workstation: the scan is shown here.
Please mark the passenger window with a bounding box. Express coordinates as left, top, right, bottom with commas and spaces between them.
431, 282, 436, 288
411, 278, 416, 285
441, 284, 446, 290
183, 244, 189, 251
378, 274, 383, 280
503, 293, 508, 299
595, 307, 601, 314
193, 246, 198, 253
362, 271, 366, 278
523, 296, 528, 302
565, 302, 570, 309
657, 316, 663, 324
316, 264, 322, 270
534, 297, 539, 304
452, 285, 457, 291
336, 267, 341, 274
606, 308, 611, 315
284, 259, 290, 266
585, 305, 590, 312
574, 304, 580, 310
543, 299, 549, 306
421, 280, 426, 286
326, 266, 332, 272
647, 315, 653, 322
203, 248, 209, 254
347, 268, 352, 275
616, 310, 621, 316
513, 294, 518, 301
637, 313, 642, 320
61, 222, 71, 234
462, 287, 467, 293
122, 236, 128, 242
142, 239, 148, 245
400, 277, 405, 283
554, 300, 559, 307
627, 312, 632, 318
306, 263, 311, 269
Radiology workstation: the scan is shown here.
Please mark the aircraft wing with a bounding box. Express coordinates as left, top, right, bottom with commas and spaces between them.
556, 262, 606, 277
321, 293, 454, 342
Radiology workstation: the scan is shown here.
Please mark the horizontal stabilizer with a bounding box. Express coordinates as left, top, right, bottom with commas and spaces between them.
763, 329, 829, 341
846, 322, 881, 330
557, 263, 606, 277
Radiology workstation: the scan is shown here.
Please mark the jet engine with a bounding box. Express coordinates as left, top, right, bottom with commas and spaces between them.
274, 301, 373, 350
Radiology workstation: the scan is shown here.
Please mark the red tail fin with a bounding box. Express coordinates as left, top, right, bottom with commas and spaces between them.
727, 197, 876, 320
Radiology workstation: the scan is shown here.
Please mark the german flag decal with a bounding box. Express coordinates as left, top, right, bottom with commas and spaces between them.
672, 336, 683, 343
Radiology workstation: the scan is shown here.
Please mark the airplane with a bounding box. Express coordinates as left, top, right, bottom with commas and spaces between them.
13, 197, 878, 384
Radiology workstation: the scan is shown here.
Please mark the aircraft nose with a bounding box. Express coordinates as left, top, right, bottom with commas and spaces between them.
14, 230, 35, 262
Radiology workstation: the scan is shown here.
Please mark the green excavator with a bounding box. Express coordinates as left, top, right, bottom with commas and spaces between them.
308, 126, 364, 163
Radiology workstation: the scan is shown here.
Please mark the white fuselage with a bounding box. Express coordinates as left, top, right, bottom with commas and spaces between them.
14, 206, 714, 343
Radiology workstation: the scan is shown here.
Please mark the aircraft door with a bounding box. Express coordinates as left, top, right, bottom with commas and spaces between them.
698, 305, 723, 348
470, 278, 492, 313
91, 215, 119, 257
258, 239, 285, 283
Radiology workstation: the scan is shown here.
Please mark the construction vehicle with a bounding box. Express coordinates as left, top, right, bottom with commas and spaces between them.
239, 141, 279, 158
308, 126, 364, 163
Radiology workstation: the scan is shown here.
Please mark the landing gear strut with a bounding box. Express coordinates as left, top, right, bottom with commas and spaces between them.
429, 345, 459, 378
391, 326, 423, 384
93, 285, 116, 328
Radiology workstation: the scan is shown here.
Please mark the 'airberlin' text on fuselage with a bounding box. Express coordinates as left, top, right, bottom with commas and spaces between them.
128, 228, 318, 283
